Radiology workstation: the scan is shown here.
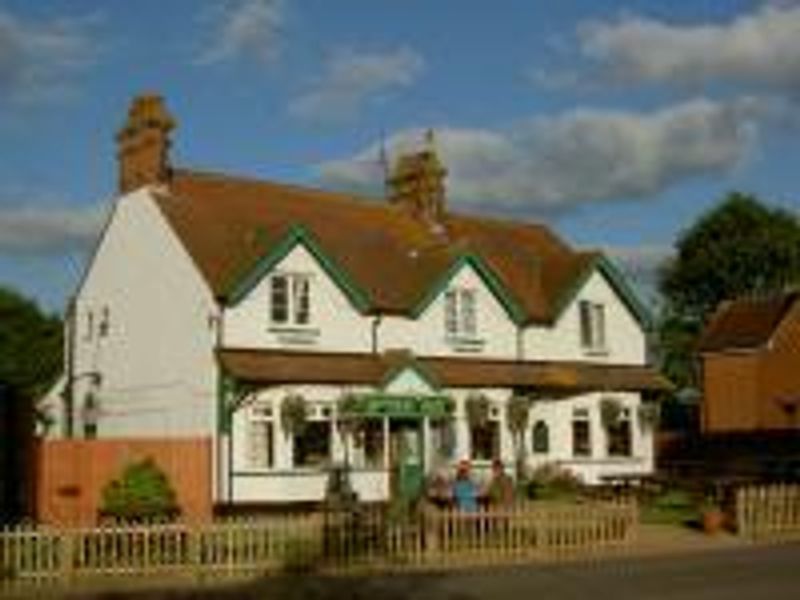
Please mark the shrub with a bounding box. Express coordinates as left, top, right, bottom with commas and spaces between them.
526, 464, 583, 501
100, 458, 179, 522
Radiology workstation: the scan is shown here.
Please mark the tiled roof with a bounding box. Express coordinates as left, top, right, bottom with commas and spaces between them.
218, 349, 672, 392
153, 168, 600, 323
698, 292, 800, 352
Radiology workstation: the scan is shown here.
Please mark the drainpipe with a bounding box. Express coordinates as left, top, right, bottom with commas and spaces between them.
213, 301, 233, 505
516, 324, 524, 361
63, 297, 77, 439
371, 315, 383, 354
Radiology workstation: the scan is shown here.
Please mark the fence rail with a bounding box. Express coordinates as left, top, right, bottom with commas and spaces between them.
0, 500, 636, 593
736, 484, 800, 540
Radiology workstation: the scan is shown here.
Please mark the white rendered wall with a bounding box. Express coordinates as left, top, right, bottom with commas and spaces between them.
523, 392, 653, 485
523, 270, 646, 364
379, 264, 518, 359
68, 188, 218, 439
224, 245, 373, 353
230, 384, 391, 503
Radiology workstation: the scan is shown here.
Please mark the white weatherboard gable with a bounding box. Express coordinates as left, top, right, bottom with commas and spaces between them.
69, 187, 218, 440
379, 261, 518, 359
224, 243, 373, 353
382, 366, 437, 394
524, 268, 646, 364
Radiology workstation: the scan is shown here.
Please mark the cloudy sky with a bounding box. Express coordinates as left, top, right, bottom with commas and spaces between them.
1, 0, 799, 312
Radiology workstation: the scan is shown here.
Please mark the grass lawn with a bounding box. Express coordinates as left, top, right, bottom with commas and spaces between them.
639, 489, 699, 527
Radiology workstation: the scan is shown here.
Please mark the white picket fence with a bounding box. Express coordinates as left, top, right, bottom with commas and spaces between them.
736, 484, 800, 540
0, 500, 637, 593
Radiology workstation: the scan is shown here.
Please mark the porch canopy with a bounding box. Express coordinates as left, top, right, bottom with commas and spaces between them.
342, 392, 452, 419
217, 349, 672, 393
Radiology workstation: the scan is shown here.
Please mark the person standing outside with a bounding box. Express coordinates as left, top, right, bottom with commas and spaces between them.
453, 460, 478, 512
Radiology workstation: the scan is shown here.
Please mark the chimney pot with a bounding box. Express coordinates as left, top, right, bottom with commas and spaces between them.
116, 94, 176, 193
386, 131, 447, 224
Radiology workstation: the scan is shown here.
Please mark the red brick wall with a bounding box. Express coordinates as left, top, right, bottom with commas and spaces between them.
36, 438, 212, 526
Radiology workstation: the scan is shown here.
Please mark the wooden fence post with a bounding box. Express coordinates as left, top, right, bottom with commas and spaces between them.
59, 529, 74, 586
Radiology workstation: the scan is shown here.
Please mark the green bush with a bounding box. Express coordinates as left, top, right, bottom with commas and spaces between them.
526, 464, 583, 501
641, 488, 697, 525
100, 458, 180, 522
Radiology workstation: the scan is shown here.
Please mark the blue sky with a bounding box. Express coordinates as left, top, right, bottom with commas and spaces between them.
0, 0, 798, 313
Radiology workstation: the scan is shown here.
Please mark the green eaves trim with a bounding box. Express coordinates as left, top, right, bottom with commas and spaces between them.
551, 254, 654, 330
410, 253, 527, 324
224, 225, 372, 312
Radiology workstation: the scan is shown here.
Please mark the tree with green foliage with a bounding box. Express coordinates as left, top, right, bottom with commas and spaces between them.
660, 192, 800, 319
0, 286, 62, 402
656, 192, 800, 393
100, 458, 180, 522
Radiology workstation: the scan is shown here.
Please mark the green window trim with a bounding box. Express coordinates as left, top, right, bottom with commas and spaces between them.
410, 253, 527, 325
223, 225, 372, 313
550, 254, 653, 331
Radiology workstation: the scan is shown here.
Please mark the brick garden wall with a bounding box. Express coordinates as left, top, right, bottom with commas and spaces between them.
36, 438, 212, 526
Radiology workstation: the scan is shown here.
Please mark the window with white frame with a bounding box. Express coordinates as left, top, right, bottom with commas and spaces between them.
354, 419, 385, 469
607, 407, 633, 457
246, 403, 274, 469
579, 300, 606, 351
532, 420, 549, 454
293, 406, 331, 468
270, 273, 311, 326
572, 408, 592, 457
470, 404, 500, 461
445, 288, 478, 338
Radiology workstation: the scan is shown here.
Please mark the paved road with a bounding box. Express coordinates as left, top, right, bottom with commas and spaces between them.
67, 544, 800, 600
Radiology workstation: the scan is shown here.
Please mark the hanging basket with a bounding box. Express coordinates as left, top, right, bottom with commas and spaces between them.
506, 394, 530, 436
465, 393, 491, 429
336, 394, 364, 437
430, 396, 456, 425
600, 397, 623, 430
281, 394, 308, 437
638, 402, 660, 431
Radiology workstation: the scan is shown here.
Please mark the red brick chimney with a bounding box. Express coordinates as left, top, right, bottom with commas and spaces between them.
116, 94, 175, 193
387, 130, 447, 224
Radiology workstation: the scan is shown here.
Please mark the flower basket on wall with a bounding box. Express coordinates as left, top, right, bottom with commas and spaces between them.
600, 397, 623, 431
336, 394, 364, 439
281, 394, 308, 437
506, 394, 530, 437
465, 393, 490, 429
430, 396, 456, 425
638, 402, 660, 431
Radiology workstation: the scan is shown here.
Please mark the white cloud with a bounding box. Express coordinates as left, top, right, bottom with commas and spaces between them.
577, 5, 800, 90
0, 204, 106, 255
288, 47, 424, 123
195, 0, 284, 65
599, 243, 674, 306
0, 9, 98, 104
320, 97, 765, 213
